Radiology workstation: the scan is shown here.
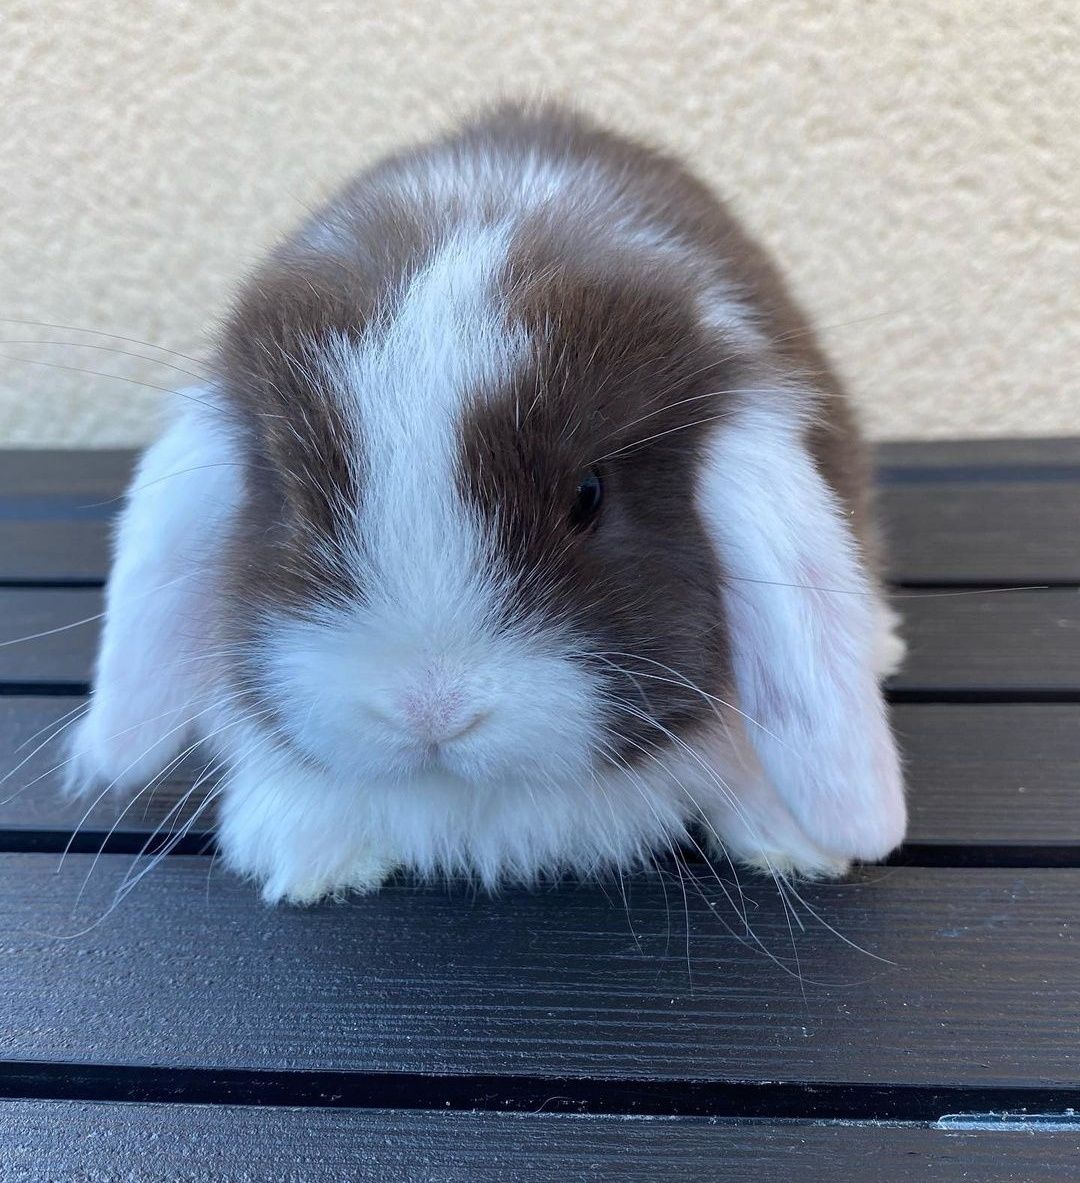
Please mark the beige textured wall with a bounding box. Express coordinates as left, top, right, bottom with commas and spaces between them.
1, 0, 1076, 446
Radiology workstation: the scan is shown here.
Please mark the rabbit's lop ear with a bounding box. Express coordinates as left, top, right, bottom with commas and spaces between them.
69, 394, 241, 790
697, 403, 906, 862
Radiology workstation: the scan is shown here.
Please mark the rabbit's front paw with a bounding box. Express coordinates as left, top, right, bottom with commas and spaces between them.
259, 847, 398, 906
217, 761, 398, 905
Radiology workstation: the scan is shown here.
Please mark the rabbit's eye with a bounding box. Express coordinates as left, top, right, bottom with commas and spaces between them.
569, 469, 603, 530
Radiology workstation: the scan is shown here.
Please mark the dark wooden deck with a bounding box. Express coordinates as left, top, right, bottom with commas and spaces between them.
0, 441, 1078, 1180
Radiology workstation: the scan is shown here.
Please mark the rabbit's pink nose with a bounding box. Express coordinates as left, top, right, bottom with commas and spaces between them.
398, 686, 487, 744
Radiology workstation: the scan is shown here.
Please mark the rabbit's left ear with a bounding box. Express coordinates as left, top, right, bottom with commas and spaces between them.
697, 403, 906, 861
69, 393, 241, 790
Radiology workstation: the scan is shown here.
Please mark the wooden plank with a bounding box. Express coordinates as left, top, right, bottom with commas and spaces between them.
876, 438, 1080, 583
889, 589, 1080, 694
1, 442, 1079, 586
0, 698, 205, 838
895, 704, 1080, 844
4, 699, 1079, 846
0, 450, 132, 500
878, 437, 1080, 469
0, 1102, 1076, 1183
3, 587, 1079, 693
0, 521, 111, 583
0, 856, 1075, 1086
0, 589, 100, 686
880, 482, 1080, 584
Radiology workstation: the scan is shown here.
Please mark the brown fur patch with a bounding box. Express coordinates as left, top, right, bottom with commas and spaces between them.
458, 227, 735, 759
453, 101, 874, 554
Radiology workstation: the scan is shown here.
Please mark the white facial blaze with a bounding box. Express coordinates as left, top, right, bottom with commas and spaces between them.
320, 225, 529, 621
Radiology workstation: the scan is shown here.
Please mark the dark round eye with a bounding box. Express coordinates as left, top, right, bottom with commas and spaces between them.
569, 469, 603, 530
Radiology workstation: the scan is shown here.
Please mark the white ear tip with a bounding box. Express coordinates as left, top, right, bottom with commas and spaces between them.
64, 705, 190, 797
760, 708, 908, 864
806, 759, 908, 863
832, 793, 907, 862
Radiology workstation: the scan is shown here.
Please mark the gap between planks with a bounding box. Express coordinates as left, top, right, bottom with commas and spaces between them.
3, 829, 1080, 869
1, 1060, 1079, 1123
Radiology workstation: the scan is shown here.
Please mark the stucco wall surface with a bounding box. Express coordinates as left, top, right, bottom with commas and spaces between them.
1, 0, 1076, 445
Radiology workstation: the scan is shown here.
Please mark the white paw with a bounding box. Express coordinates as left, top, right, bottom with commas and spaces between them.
706, 820, 852, 881
699, 756, 857, 881
217, 758, 399, 905
731, 843, 851, 881
259, 847, 398, 906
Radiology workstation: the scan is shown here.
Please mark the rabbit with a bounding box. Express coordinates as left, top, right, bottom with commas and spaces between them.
69, 101, 907, 904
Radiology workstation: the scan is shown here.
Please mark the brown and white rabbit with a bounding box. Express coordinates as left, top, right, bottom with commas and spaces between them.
70, 102, 907, 904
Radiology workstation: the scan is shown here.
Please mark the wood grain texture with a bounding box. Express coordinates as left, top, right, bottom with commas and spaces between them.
877, 438, 1080, 469
4, 586, 1079, 692
0, 522, 111, 583
894, 703, 1080, 843
0, 451, 132, 500
880, 483, 1080, 584
890, 589, 1080, 693
0, 855, 1075, 1087
0, 589, 100, 684
0, 697, 207, 837
4, 699, 1079, 845
1, 1101, 1077, 1183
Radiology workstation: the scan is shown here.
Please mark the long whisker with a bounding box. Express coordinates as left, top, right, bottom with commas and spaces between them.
0, 701, 91, 793
0, 338, 207, 383
589, 410, 739, 465
49, 787, 226, 941
0, 608, 104, 649
603, 686, 891, 978
776, 874, 896, 965
594, 714, 756, 921
0, 351, 223, 414
589, 774, 645, 956
78, 462, 256, 511
592, 740, 697, 984
602, 715, 754, 924
599, 739, 810, 980
596, 385, 769, 445
55, 686, 256, 873
0, 315, 209, 368
591, 650, 791, 750
0, 700, 197, 809
12, 699, 89, 755
725, 575, 1051, 600
58, 713, 282, 937
597, 672, 861, 967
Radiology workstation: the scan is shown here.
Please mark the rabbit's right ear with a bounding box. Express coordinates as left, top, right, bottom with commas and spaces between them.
696, 401, 906, 863
69, 394, 242, 790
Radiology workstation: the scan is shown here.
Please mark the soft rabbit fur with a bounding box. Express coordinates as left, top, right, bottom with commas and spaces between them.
71, 103, 906, 904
